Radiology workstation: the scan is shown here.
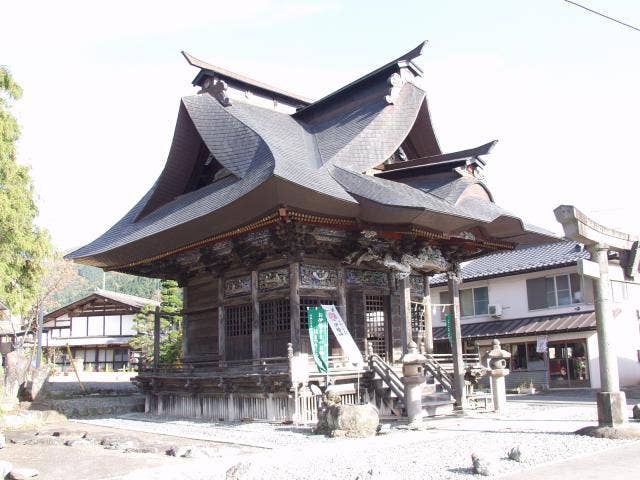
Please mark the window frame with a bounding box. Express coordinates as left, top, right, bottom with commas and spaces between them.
527, 273, 583, 311
460, 286, 489, 317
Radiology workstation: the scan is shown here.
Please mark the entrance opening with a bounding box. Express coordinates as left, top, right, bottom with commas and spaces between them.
365, 295, 388, 359
548, 340, 589, 388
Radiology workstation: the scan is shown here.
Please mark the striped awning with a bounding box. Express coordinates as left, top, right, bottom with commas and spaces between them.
433, 311, 596, 341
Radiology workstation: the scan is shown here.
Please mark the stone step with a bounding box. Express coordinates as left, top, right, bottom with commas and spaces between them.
421, 397, 455, 417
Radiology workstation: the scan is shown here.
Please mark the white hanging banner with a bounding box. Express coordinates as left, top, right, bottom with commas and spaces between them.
321, 304, 365, 367
536, 335, 548, 353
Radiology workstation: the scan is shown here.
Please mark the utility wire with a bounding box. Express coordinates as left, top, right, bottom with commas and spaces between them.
564, 0, 640, 32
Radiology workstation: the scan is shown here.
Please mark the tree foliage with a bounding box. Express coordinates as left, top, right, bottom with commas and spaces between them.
129, 280, 183, 365
0, 66, 51, 315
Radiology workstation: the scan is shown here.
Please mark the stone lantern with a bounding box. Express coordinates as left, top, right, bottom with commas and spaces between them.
401, 341, 427, 424
483, 339, 511, 412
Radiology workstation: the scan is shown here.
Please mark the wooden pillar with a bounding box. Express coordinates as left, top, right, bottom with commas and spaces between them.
423, 274, 434, 354
337, 267, 348, 327
290, 262, 301, 353
182, 285, 189, 360
217, 277, 226, 362
251, 270, 260, 360
153, 306, 160, 369
447, 271, 467, 409
399, 276, 412, 353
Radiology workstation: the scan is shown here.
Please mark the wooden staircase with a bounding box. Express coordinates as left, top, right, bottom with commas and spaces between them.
364, 354, 465, 418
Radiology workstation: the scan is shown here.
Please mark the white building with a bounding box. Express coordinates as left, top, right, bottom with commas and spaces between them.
430, 241, 640, 390
43, 289, 159, 371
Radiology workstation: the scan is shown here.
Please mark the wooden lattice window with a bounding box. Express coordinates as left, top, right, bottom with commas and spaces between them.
260, 299, 290, 335
300, 297, 337, 330
365, 295, 387, 357
225, 304, 252, 337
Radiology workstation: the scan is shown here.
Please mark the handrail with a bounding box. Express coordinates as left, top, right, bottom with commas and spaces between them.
424, 355, 454, 396
368, 354, 404, 400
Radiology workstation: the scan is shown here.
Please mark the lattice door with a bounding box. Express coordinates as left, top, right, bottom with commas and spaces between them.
365, 295, 387, 358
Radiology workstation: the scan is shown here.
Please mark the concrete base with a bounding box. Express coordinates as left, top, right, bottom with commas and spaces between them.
597, 391, 627, 427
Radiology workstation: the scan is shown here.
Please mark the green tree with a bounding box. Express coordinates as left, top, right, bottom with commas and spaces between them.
129, 280, 183, 366
0, 67, 50, 315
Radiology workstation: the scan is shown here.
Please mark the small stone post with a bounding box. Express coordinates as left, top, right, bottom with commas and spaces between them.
401, 340, 427, 424
484, 339, 511, 412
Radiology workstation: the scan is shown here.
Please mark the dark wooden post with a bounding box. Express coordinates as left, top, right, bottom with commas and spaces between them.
251, 270, 261, 360
423, 274, 434, 354
290, 262, 301, 353
217, 277, 226, 362
399, 276, 412, 354
447, 270, 467, 409
182, 285, 188, 361
337, 267, 348, 328
153, 305, 161, 369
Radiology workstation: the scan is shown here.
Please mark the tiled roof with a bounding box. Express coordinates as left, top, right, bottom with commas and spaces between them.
431, 241, 588, 286
433, 311, 596, 341
44, 289, 158, 321
67, 43, 556, 268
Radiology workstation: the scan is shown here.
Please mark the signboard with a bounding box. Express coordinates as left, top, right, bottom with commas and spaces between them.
536, 335, 548, 353
321, 305, 364, 367
444, 313, 453, 345
578, 259, 600, 280
307, 307, 329, 373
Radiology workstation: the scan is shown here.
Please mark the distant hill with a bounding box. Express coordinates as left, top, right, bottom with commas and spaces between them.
51, 264, 161, 309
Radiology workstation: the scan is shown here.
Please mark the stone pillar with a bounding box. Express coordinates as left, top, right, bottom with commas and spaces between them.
422, 275, 434, 354
251, 270, 261, 360
589, 244, 627, 426
401, 341, 427, 424
447, 271, 467, 409
485, 339, 511, 412
290, 262, 301, 353
217, 277, 226, 362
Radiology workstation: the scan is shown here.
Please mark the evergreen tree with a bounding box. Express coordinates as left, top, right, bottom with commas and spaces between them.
0, 67, 50, 315
129, 280, 183, 365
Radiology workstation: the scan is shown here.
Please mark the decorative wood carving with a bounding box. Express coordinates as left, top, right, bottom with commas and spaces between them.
258, 268, 289, 292
385, 73, 406, 104
345, 269, 389, 288
299, 264, 339, 289
224, 276, 251, 297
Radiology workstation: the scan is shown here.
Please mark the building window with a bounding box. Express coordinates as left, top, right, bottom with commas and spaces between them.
527, 273, 582, 310
440, 287, 488, 317
224, 304, 252, 337
460, 287, 489, 317
260, 299, 290, 335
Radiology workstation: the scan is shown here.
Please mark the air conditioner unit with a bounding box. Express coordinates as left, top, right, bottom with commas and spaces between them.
488, 304, 503, 318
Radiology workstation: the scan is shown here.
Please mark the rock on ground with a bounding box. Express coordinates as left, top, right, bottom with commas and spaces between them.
632, 404, 640, 420
507, 446, 522, 462
471, 453, 492, 476
9, 468, 39, 479
226, 462, 251, 480
0, 461, 13, 479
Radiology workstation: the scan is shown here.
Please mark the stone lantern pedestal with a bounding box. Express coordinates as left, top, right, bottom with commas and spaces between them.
401, 341, 427, 424
484, 339, 511, 412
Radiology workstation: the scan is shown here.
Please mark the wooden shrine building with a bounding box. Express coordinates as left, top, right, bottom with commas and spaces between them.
67, 42, 555, 421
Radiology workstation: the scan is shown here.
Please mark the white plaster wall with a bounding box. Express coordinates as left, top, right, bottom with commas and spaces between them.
431, 265, 594, 326
121, 315, 135, 335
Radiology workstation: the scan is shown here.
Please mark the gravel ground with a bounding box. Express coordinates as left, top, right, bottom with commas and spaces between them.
76, 393, 640, 480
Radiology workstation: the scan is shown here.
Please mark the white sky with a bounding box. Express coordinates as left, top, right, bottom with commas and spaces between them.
3, 0, 640, 251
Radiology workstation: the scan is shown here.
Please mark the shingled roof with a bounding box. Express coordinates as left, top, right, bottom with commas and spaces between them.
431, 241, 588, 286
67, 42, 556, 270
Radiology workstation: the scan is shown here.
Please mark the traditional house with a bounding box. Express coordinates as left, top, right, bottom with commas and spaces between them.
66, 42, 555, 420
43, 289, 158, 371
430, 241, 640, 390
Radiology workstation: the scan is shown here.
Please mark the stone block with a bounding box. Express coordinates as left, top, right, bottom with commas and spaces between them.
632, 404, 640, 420
597, 391, 627, 427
